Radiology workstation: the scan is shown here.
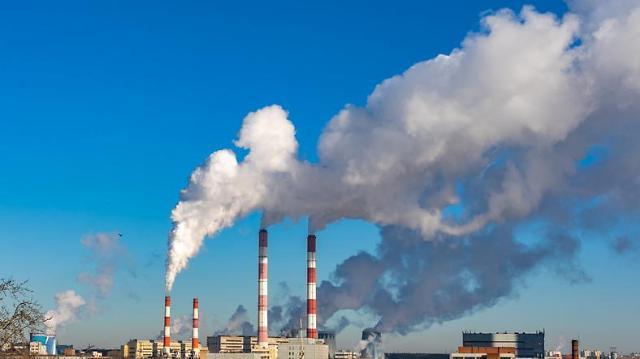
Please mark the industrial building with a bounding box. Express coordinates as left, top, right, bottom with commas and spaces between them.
385, 354, 449, 359
207, 354, 264, 359
159, 229, 328, 359
318, 331, 336, 359
205, 335, 327, 359
207, 336, 248, 353
122, 339, 155, 359
451, 346, 516, 359
277, 338, 328, 359
119, 339, 199, 359
462, 332, 545, 358
30, 333, 57, 355
360, 329, 382, 359
205, 336, 292, 355
334, 350, 358, 359
153, 340, 192, 358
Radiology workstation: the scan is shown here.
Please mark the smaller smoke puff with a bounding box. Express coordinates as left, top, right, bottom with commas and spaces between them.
215, 305, 255, 336
157, 314, 191, 340
77, 232, 129, 297
45, 290, 86, 334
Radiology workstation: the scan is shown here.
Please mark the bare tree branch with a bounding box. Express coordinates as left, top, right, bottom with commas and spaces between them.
0, 278, 46, 351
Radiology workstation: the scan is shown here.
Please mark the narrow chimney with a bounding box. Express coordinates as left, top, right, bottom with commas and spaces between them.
307, 234, 317, 339
572, 340, 579, 359
258, 229, 268, 348
164, 296, 171, 356
192, 298, 199, 357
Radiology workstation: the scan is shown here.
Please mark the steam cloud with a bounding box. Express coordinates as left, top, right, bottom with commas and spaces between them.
46, 232, 132, 333
157, 314, 192, 340
165, 0, 640, 333
77, 232, 130, 297
45, 290, 86, 334
215, 305, 255, 336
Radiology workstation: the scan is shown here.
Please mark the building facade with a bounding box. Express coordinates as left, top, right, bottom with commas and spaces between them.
318, 332, 336, 359
277, 338, 328, 359
335, 350, 358, 359
124, 339, 155, 359
462, 332, 545, 358
451, 346, 516, 359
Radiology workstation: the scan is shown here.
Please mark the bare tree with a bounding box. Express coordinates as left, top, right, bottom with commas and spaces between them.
0, 278, 46, 352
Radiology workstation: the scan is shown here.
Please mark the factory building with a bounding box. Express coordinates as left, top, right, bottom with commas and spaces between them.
122, 339, 155, 358
206, 335, 326, 359
451, 346, 516, 359
120, 339, 199, 359
154, 340, 192, 358
207, 354, 265, 359
462, 332, 545, 358
386, 354, 449, 359
30, 333, 57, 355
277, 338, 328, 359
206, 335, 292, 355
360, 329, 382, 359
334, 350, 358, 359
164, 229, 328, 359
318, 331, 336, 359
207, 336, 247, 353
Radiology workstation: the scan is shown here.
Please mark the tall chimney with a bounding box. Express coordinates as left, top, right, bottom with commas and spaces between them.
163, 296, 171, 356
258, 229, 268, 348
307, 234, 317, 339
572, 340, 579, 359
192, 298, 199, 357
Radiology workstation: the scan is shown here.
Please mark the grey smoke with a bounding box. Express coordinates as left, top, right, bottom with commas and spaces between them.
215, 305, 255, 336
165, 0, 640, 335
611, 237, 637, 254
269, 296, 305, 336
46, 232, 133, 333
156, 314, 192, 340
77, 232, 133, 297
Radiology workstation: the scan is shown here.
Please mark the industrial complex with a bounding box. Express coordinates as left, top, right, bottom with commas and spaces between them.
4, 231, 632, 359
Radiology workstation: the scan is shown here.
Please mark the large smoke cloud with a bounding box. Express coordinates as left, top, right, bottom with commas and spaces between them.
165, 0, 640, 333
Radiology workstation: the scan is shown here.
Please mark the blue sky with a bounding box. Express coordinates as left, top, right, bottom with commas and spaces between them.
1, 0, 638, 353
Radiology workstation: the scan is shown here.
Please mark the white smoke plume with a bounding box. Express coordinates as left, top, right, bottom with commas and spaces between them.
165, 5, 640, 334
44, 290, 86, 334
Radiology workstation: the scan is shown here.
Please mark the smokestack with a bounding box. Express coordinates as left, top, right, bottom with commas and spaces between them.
258, 229, 268, 348
572, 340, 579, 359
164, 296, 171, 356
192, 298, 199, 357
307, 234, 317, 339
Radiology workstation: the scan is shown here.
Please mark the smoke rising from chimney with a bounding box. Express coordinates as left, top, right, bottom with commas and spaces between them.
45, 290, 86, 334
164, 0, 640, 334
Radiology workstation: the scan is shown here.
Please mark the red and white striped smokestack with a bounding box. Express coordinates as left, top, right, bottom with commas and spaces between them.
163, 296, 171, 355
258, 229, 268, 348
192, 298, 199, 357
307, 234, 317, 339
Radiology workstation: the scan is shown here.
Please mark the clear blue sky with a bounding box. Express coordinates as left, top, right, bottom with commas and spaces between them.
1, 0, 638, 353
